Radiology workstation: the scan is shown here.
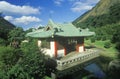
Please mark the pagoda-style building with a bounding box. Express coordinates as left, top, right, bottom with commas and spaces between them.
26, 20, 100, 78
26, 19, 95, 58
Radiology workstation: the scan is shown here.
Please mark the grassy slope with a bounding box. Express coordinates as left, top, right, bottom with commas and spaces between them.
85, 40, 119, 75
85, 40, 118, 59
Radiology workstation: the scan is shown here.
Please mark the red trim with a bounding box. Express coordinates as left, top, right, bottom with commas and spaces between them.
76, 44, 80, 52
64, 47, 67, 56
54, 41, 57, 57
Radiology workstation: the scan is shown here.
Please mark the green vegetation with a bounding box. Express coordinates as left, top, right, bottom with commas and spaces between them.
85, 40, 118, 59
0, 39, 47, 79
73, 0, 120, 60
0, 16, 15, 40
85, 39, 119, 79
73, 0, 120, 28
0, 16, 15, 29
44, 76, 52, 79
104, 41, 111, 48
0, 26, 56, 79
8, 27, 25, 42
74, 1, 120, 77
0, 0, 120, 78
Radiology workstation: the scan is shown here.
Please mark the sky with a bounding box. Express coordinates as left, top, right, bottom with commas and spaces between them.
0, 0, 100, 30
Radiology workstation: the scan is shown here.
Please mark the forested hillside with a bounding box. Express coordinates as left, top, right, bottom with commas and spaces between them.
0, 16, 15, 40
73, 0, 120, 52
0, 17, 15, 29
73, 0, 120, 28
73, 1, 120, 78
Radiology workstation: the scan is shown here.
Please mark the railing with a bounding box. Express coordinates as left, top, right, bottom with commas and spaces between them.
56, 49, 100, 70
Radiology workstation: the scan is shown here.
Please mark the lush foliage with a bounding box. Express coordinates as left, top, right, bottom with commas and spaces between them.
0, 46, 22, 78
8, 27, 25, 42
104, 41, 111, 48
0, 38, 6, 46
20, 39, 46, 79
73, 2, 120, 28
90, 37, 95, 43
0, 16, 15, 40
0, 38, 47, 79
0, 16, 15, 29
73, 1, 120, 53
0, 25, 57, 78
111, 26, 120, 51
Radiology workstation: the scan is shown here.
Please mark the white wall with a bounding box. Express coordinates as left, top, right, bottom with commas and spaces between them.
79, 46, 84, 52
50, 41, 56, 57
38, 40, 41, 47
57, 49, 64, 57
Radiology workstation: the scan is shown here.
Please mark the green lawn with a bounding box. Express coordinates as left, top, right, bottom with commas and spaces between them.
44, 76, 52, 79
85, 40, 118, 59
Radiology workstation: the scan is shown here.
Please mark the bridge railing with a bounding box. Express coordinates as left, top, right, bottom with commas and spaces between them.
56, 49, 100, 70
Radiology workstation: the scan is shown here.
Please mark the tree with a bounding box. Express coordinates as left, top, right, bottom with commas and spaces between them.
25, 28, 33, 34
8, 27, 24, 42
102, 35, 107, 41
20, 39, 46, 79
0, 38, 6, 46
0, 46, 22, 78
104, 41, 111, 48
108, 59, 120, 79
8, 64, 30, 79
111, 25, 120, 51
8, 27, 25, 47
90, 37, 95, 43
0, 46, 22, 70
111, 26, 120, 43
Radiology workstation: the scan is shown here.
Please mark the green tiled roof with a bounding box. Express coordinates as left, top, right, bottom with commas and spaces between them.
26, 19, 95, 38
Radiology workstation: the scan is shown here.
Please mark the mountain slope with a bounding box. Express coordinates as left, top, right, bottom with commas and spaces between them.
0, 16, 15, 30
0, 16, 15, 39
73, 0, 120, 28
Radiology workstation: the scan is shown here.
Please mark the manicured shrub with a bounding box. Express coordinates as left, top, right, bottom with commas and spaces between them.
90, 37, 96, 43
102, 36, 107, 41
104, 42, 111, 48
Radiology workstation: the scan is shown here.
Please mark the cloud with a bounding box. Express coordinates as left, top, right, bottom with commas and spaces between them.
86, 0, 100, 4
4, 16, 41, 25
71, 2, 93, 12
71, 0, 100, 12
4, 16, 13, 21
54, 0, 64, 6
14, 16, 41, 24
0, 1, 40, 15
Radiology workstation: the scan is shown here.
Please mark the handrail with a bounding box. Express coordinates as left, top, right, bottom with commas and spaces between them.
56, 49, 100, 70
